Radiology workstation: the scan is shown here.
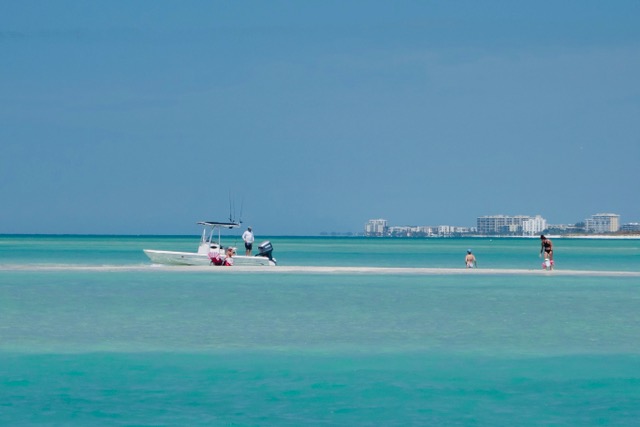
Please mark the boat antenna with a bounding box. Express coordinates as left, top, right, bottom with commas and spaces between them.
228, 191, 234, 223
227, 191, 242, 225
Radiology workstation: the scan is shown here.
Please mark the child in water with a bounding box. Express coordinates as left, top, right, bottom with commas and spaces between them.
465, 250, 477, 268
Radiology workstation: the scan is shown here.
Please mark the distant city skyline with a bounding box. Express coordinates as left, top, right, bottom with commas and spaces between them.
364, 212, 636, 237
2, 1, 639, 235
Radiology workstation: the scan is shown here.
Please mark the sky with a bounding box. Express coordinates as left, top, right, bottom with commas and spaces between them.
1, 1, 639, 235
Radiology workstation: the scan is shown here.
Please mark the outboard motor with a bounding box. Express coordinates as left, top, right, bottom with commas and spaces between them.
257, 241, 275, 262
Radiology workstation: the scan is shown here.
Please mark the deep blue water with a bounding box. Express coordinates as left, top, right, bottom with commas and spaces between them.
1, 236, 639, 425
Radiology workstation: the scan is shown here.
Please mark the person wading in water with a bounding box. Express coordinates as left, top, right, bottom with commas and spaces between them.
540, 235, 553, 261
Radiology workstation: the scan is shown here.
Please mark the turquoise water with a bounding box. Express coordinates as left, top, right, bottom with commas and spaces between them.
1, 236, 640, 425
2, 234, 639, 270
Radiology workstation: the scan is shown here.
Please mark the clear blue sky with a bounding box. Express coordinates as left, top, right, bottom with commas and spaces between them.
2, 1, 639, 235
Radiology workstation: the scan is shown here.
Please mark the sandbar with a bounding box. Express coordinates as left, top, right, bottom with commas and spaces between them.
2, 264, 639, 277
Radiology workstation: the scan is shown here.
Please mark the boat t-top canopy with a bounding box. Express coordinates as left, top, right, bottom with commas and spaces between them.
197, 221, 241, 229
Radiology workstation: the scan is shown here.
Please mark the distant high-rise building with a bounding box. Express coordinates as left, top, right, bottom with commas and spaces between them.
522, 215, 547, 236
585, 213, 620, 233
365, 219, 388, 236
477, 215, 510, 234
477, 214, 546, 235
621, 223, 640, 233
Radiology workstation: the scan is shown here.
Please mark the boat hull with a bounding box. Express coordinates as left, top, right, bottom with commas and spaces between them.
143, 249, 276, 266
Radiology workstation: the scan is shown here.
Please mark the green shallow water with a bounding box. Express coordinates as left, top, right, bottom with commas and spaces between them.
1, 236, 639, 425
2, 352, 640, 426
1, 234, 639, 270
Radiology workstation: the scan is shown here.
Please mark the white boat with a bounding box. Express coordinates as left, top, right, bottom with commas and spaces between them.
144, 221, 276, 267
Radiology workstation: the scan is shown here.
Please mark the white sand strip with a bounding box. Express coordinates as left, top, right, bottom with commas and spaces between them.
2, 264, 640, 277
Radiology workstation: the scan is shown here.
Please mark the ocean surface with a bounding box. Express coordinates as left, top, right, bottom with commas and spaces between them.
1, 235, 639, 426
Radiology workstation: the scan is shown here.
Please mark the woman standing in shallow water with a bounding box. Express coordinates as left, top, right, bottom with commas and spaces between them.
540, 235, 553, 261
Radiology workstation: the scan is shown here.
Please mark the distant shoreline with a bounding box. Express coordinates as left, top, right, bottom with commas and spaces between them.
472, 234, 640, 240
552, 234, 640, 239
1, 233, 640, 239
360, 234, 640, 240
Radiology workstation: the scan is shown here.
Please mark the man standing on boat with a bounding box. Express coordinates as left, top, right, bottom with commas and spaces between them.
242, 226, 255, 256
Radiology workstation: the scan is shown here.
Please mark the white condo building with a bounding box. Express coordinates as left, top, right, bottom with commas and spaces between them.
585, 213, 620, 233
477, 214, 547, 235
365, 219, 388, 236
522, 215, 547, 236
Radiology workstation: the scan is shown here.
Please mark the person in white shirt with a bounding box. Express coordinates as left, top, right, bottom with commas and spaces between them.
242, 227, 255, 256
